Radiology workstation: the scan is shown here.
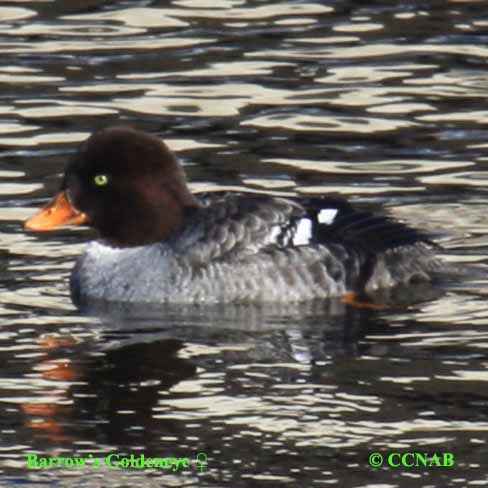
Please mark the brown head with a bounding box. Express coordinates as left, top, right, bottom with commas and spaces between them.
25, 127, 199, 247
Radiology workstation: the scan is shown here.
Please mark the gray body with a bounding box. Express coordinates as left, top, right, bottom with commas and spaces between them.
71, 193, 441, 304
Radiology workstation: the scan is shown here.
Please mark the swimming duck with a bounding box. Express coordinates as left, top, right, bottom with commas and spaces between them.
25, 127, 441, 304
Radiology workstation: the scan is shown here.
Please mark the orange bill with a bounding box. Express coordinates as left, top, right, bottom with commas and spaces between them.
24, 191, 89, 231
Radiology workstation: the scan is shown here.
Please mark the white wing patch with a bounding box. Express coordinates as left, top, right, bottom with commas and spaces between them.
266, 225, 282, 245
292, 218, 312, 246
318, 208, 338, 225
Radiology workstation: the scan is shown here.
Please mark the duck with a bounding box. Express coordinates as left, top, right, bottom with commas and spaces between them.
24, 126, 443, 305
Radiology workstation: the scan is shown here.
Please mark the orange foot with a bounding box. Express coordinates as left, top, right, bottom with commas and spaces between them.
341, 292, 386, 310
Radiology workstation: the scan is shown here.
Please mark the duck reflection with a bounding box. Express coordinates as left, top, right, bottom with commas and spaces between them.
20, 281, 443, 454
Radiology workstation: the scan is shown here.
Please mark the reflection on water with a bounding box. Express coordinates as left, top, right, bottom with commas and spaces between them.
2, 0, 488, 486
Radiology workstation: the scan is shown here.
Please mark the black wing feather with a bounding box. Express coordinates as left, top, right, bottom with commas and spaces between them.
294, 196, 435, 253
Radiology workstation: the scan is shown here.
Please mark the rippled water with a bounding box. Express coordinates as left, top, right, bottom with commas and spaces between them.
2, 1, 488, 487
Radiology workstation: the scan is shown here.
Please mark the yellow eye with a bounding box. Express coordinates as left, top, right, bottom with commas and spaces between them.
93, 174, 109, 187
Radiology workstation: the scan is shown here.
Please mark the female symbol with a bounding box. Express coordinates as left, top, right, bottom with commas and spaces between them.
196, 452, 208, 473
